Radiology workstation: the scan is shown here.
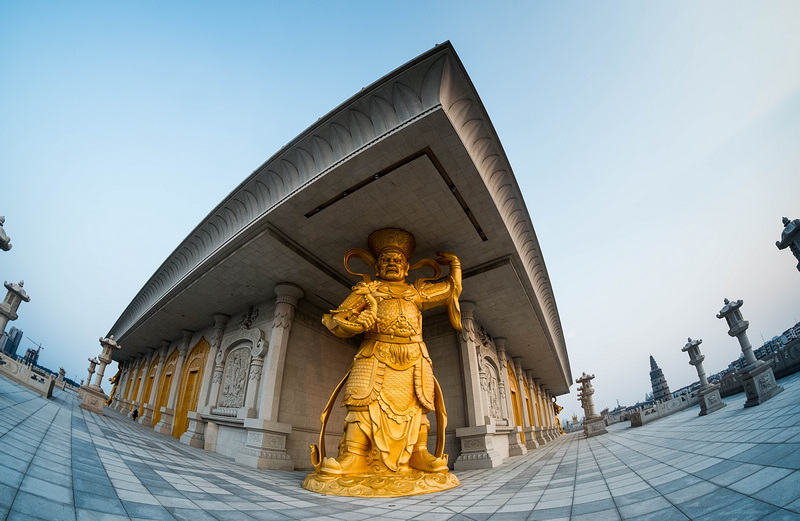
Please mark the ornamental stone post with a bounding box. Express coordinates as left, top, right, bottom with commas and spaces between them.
155, 330, 193, 435
79, 357, 107, 415
576, 372, 607, 437
94, 336, 121, 389
0, 281, 30, 334
236, 283, 302, 470
454, 301, 503, 470
682, 338, 726, 416
717, 298, 783, 407
182, 314, 228, 448
776, 216, 800, 272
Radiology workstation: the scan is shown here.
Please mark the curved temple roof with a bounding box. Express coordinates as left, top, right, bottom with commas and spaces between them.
108, 42, 572, 395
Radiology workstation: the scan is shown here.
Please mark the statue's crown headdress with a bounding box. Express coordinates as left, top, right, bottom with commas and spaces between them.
368, 228, 415, 259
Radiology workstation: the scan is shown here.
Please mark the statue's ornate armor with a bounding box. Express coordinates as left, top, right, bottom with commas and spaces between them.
328, 277, 457, 470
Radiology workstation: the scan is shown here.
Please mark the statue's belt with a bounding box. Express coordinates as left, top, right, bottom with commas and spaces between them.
365, 333, 423, 344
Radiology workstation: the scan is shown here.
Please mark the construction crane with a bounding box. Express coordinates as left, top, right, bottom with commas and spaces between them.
23, 337, 43, 366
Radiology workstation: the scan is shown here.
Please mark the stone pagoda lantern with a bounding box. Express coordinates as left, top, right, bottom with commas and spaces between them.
681, 338, 725, 415
0, 281, 30, 334
717, 298, 783, 407
776, 216, 800, 272
575, 372, 607, 437
80, 336, 121, 415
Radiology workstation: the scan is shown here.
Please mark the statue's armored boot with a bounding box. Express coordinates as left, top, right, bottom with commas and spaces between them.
320, 424, 371, 476
409, 424, 448, 473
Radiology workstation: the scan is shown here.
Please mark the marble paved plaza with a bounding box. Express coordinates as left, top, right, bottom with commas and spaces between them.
2, 373, 800, 520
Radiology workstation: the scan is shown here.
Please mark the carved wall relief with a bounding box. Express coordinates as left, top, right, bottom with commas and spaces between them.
219, 346, 251, 408
484, 358, 502, 422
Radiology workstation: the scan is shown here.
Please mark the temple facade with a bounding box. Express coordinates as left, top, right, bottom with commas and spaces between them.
106, 42, 572, 472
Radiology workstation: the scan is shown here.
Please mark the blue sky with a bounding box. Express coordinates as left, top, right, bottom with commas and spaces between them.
1, 1, 799, 419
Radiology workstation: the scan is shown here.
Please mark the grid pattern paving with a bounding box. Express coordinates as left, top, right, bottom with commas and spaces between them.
1, 371, 800, 520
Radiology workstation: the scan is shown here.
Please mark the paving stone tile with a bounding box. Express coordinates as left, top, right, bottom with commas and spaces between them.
693, 497, 777, 520
10, 490, 77, 520
677, 488, 749, 518
625, 507, 690, 521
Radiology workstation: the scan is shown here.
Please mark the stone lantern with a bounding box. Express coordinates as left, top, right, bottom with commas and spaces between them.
681, 338, 725, 416
776, 216, 800, 272
575, 372, 607, 437
0, 281, 30, 334
717, 298, 783, 407
80, 336, 122, 416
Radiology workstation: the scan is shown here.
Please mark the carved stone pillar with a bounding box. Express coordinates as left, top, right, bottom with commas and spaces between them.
181, 314, 228, 448
139, 341, 168, 427
454, 302, 502, 470
493, 338, 525, 456
236, 283, 302, 470
458, 302, 487, 427
155, 330, 193, 435
131, 351, 154, 416
524, 369, 540, 450
493, 338, 511, 421
533, 379, 547, 445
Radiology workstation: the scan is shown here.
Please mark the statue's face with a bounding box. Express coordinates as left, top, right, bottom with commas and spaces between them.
377, 250, 409, 281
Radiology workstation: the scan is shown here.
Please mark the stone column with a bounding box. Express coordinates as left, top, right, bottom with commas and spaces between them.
0, 281, 30, 334
682, 337, 726, 416
524, 369, 540, 450
113, 366, 131, 411
717, 298, 783, 407
199, 314, 230, 414
493, 339, 511, 421
155, 330, 193, 435
139, 341, 168, 427
236, 283, 302, 470
532, 379, 547, 445
182, 315, 228, 448
494, 338, 525, 456
454, 301, 502, 470
131, 351, 157, 417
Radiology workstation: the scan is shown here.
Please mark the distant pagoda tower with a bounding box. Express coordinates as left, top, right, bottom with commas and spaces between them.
649, 355, 672, 402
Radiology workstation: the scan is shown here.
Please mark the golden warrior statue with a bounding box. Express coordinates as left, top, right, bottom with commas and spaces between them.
303, 228, 461, 496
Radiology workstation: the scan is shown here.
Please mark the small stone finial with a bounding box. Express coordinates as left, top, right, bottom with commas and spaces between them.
724, 298, 729, 304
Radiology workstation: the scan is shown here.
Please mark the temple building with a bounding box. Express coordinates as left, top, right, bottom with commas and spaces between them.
106, 42, 572, 472
649, 355, 671, 402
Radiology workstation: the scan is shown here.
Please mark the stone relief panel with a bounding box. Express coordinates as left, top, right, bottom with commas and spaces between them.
219, 346, 251, 408
484, 358, 503, 422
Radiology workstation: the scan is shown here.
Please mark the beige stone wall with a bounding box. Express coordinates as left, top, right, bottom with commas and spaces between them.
422, 314, 464, 465
279, 304, 357, 470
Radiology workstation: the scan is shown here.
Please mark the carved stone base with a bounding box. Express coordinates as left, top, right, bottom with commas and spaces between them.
138, 403, 155, 427
697, 384, 726, 416
454, 425, 503, 470
79, 386, 107, 415
234, 419, 294, 470
741, 361, 784, 408
179, 411, 206, 448
507, 426, 527, 456
153, 407, 175, 435
523, 426, 539, 450
534, 427, 547, 446
302, 469, 460, 497
583, 416, 607, 437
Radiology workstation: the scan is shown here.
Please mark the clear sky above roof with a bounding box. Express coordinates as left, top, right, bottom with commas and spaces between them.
2, 1, 798, 420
